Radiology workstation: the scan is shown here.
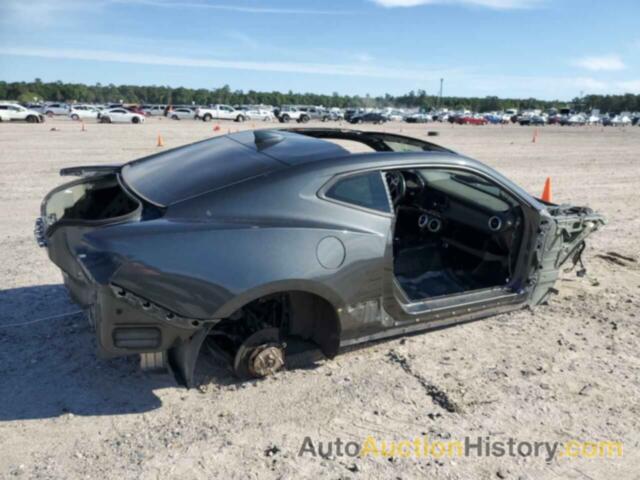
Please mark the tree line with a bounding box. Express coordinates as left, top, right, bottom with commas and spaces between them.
2, 79, 639, 113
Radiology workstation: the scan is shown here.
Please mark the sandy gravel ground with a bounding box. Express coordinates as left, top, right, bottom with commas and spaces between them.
1, 117, 639, 479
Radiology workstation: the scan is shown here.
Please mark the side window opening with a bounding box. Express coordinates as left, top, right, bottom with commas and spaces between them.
325, 171, 390, 213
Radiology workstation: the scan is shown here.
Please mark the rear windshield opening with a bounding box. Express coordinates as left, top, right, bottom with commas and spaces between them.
44, 175, 140, 226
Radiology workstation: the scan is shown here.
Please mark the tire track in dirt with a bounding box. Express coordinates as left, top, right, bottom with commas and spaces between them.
386, 350, 459, 413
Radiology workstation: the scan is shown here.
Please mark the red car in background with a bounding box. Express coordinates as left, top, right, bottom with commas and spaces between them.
126, 105, 148, 116
456, 115, 488, 125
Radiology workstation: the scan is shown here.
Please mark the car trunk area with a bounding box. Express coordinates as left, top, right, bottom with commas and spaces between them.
43, 174, 141, 229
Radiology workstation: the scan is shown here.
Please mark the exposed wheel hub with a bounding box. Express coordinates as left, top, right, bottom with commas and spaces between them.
248, 344, 285, 377
233, 328, 286, 379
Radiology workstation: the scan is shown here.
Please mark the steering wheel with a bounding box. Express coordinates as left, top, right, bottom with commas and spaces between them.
385, 171, 406, 206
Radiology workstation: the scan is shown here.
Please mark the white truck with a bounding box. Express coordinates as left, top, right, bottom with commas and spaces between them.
195, 104, 247, 122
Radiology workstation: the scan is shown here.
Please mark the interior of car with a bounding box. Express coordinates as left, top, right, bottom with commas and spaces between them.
385, 168, 524, 301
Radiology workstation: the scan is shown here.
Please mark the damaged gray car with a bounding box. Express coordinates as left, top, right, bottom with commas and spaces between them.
35, 128, 605, 386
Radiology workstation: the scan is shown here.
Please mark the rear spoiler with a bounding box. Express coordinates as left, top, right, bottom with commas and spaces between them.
60, 165, 121, 177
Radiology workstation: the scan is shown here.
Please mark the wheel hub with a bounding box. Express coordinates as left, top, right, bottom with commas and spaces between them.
248, 344, 285, 378
233, 328, 286, 379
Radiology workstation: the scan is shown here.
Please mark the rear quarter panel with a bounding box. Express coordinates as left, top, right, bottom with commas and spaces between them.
101, 167, 391, 323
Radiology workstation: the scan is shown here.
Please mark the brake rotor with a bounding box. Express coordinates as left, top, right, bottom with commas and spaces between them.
248, 344, 285, 377
233, 328, 286, 379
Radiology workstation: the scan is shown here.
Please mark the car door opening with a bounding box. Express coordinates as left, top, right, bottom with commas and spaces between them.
387, 168, 525, 302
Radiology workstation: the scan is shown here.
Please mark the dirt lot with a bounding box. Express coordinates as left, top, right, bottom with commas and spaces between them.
1, 117, 639, 479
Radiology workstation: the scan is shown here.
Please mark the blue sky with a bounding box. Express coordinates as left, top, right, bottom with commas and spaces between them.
0, 0, 639, 99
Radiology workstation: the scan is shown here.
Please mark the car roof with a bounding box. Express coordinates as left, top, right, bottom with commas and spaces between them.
263, 129, 538, 205
229, 130, 350, 166
122, 129, 497, 207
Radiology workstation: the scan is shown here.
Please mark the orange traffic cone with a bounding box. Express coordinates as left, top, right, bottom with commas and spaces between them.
541, 177, 552, 202
532, 128, 538, 143
157, 134, 164, 147
213, 124, 220, 132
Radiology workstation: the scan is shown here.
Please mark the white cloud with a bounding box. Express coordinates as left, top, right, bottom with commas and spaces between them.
572, 77, 608, 91
0, 0, 351, 23
0, 0, 104, 26
112, 0, 350, 15
0, 46, 446, 81
572, 54, 626, 71
616, 80, 640, 93
371, 0, 542, 10
353, 53, 375, 63
224, 32, 261, 50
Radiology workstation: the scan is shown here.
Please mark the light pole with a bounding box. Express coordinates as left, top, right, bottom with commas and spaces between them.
439, 78, 444, 108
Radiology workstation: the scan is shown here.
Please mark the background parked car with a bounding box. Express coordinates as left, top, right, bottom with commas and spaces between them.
530, 115, 546, 126
348, 112, 387, 124
69, 105, 101, 120
560, 114, 587, 126
276, 106, 309, 123
587, 114, 602, 125
610, 114, 632, 126
298, 106, 333, 122
142, 105, 167, 116
125, 105, 147, 116
99, 108, 145, 124
456, 115, 488, 125
169, 108, 196, 120
343, 108, 360, 122
518, 114, 546, 126
433, 111, 450, 122
405, 112, 432, 123
0, 103, 45, 123
326, 109, 344, 121
547, 114, 562, 125
41, 103, 69, 117
243, 108, 274, 122
483, 113, 505, 124
384, 110, 404, 121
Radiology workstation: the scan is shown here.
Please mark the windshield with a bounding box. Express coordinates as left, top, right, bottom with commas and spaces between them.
418, 169, 514, 212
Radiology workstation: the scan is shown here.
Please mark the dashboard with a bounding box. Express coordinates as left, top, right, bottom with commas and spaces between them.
387, 169, 521, 236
